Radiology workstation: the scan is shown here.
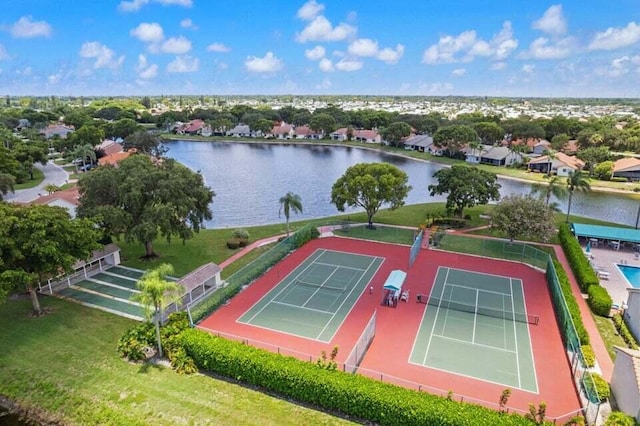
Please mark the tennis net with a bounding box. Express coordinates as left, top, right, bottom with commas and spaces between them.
427, 297, 539, 325
296, 280, 346, 293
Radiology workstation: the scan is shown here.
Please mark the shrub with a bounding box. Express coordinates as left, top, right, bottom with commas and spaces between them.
604, 412, 636, 426
612, 314, 639, 350
587, 285, 613, 317
237, 238, 249, 247
581, 345, 595, 368
116, 322, 155, 361
583, 372, 610, 402
233, 228, 250, 239
226, 239, 240, 249
292, 226, 320, 248
558, 224, 599, 293
179, 329, 533, 426
552, 260, 590, 345
433, 217, 467, 229
610, 177, 629, 183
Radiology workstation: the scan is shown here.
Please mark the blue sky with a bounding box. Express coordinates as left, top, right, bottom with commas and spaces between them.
0, 0, 639, 97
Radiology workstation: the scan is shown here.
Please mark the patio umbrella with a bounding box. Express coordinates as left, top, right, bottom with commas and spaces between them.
585, 241, 591, 253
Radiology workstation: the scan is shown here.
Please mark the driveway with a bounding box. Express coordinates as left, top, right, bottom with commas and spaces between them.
4, 161, 69, 203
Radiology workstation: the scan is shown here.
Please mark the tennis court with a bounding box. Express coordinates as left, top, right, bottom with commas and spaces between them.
410, 266, 538, 393
237, 249, 383, 342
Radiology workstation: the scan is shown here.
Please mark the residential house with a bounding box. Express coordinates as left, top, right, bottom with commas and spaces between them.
403, 134, 433, 151
269, 122, 294, 139
31, 186, 80, 218
200, 126, 212, 137
98, 151, 132, 167
502, 138, 550, 154
562, 140, 579, 155
227, 124, 257, 138
97, 139, 123, 156
625, 288, 640, 342
478, 146, 524, 167
354, 129, 381, 144
610, 346, 640, 423
527, 152, 585, 176
41, 124, 74, 139
176, 119, 206, 135
531, 140, 551, 155
613, 157, 640, 181
330, 128, 349, 141
294, 125, 322, 139
463, 144, 492, 164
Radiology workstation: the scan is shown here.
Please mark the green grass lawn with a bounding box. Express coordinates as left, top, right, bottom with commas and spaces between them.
0, 297, 353, 426
333, 225, 416, 245
591, 314, 628, 360
13, 168, 44, 190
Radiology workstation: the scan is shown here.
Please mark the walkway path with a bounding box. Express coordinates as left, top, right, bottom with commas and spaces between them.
4, 161, 69, 203
219, 234, 287, 269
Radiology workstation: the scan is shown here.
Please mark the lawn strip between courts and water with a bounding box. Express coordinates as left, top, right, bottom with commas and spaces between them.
0, 298, 356, 425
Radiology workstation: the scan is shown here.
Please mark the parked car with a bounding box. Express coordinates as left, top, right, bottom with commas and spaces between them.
80, 164, 96, 172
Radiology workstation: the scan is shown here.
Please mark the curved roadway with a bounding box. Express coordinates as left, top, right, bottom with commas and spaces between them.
4, 161, 70, 203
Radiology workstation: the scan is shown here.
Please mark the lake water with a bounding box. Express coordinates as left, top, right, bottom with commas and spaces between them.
166, 141, 639, 229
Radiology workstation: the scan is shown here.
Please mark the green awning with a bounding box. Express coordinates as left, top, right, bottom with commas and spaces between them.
571, 223, 640, 244
383, 270, 406, 291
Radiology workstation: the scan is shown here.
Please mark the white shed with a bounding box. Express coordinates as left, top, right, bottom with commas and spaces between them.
624, 288, 640, 342
610, 346, 640, 423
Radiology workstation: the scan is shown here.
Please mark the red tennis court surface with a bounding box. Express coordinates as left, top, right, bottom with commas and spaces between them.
198, 236, 581, 420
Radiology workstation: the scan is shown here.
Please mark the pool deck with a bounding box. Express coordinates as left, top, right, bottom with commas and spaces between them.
582, 243, 637, 307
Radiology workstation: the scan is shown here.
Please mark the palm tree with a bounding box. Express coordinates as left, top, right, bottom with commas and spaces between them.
0, 172, 15, 200
132, 263, 184, 358
279, 192, 303, 236
530, 176, 568, 207
566, 170, 591, 222
72, 144, 96, 172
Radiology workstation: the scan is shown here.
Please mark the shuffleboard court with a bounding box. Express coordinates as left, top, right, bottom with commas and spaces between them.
410, 267, 538, 393
237, 249, 383, 342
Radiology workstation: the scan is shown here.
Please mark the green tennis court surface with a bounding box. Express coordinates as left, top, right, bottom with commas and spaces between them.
238, 249, 383, 342
410, 267, 538, 393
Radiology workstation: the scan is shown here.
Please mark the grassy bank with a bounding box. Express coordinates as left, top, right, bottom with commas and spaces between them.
0, 297, 353, 425
13, 168, 44, 190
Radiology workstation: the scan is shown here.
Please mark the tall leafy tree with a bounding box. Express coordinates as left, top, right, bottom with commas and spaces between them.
530, 176, 568, 207
132, 263, 184, 358
279, 192, 303, 236
433, 125, 478, 157
473, 121, 505, 144
382, 122, 412, 147
0, 173, 15, 199
71, 144, 97, 172
429, 165, 501, 217
309, 113, 337, 137
331, 162, 411, 228
77, 155, 214, 259
491, 195, 556, 242
566, 170, 591, 222
0, 204, 100, 313
123, 131, 168, 159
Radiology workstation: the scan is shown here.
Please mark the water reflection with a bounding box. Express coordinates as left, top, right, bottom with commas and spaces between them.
166, 141, 639, 228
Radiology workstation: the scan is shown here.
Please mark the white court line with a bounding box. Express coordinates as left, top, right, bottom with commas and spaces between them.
510, 278, 522, 389
271, 300, 334, 315
101, 271, 138, 282
514, 278, 539, 393
445, 266, 521, 281
241, 249, 327, 324
314, 256, 382, 341
502, 292, 508, 350
314, 261, 367, 272
444, 282, 509, 297
423, 267, 451, 365
432, 333, 518, 354
472, 289, 479, 344
86, 278, 140, 294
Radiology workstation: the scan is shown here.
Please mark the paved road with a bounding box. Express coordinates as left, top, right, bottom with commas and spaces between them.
4, 161, 69, 203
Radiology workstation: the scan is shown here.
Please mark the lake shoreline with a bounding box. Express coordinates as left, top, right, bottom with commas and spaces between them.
161, 135, 640, 198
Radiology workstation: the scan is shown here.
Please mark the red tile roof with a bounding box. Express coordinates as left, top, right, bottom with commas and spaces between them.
98, 151, 132, 166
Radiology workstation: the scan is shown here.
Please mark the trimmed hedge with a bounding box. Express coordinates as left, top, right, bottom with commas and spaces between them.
433, 217, 467, 229
612, 314, 639, 350
587, 285, 614, 317
558, 224, 599, 292
553, 260, 590, 345
583, 372, 610, 402
581, 345, 595, 368
180, 329, 533, 426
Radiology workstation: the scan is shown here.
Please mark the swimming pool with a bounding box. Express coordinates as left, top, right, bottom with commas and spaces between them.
616, 264, 640, 288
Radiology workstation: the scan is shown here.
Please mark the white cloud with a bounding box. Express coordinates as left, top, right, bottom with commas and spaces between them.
0, 44, 8, 61
297, 0, 325, 21
348, 38, 378, 57
601, 55, 640, 77
522, 64, 536, 74
452, 68, 466, 76
48, 72, 62, 85
305, 45, 326, 60
180, 18, 197, 29
118, 0, 192, 12
422, 30, 477, 64
490, 62, 507, 71
532, 5, 567, 36
377, 44, 404, 64
245, 52, 283, 73
335, 58, 362, 72
588, 22, 640, 51
319, 57, 334, 72
418, 82, 454, 94
79, 41, 124, 70
490, 21, 518, 60
161, 36, 192, 54
136, 54, 158, 79
296, 16, 356, 42
207, 42, 231, 53
316, 77, 332, 89
10, 16, 52, 38
521, 36, 575, 59
130, 22, 164, 42
167, 55, 199, 72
